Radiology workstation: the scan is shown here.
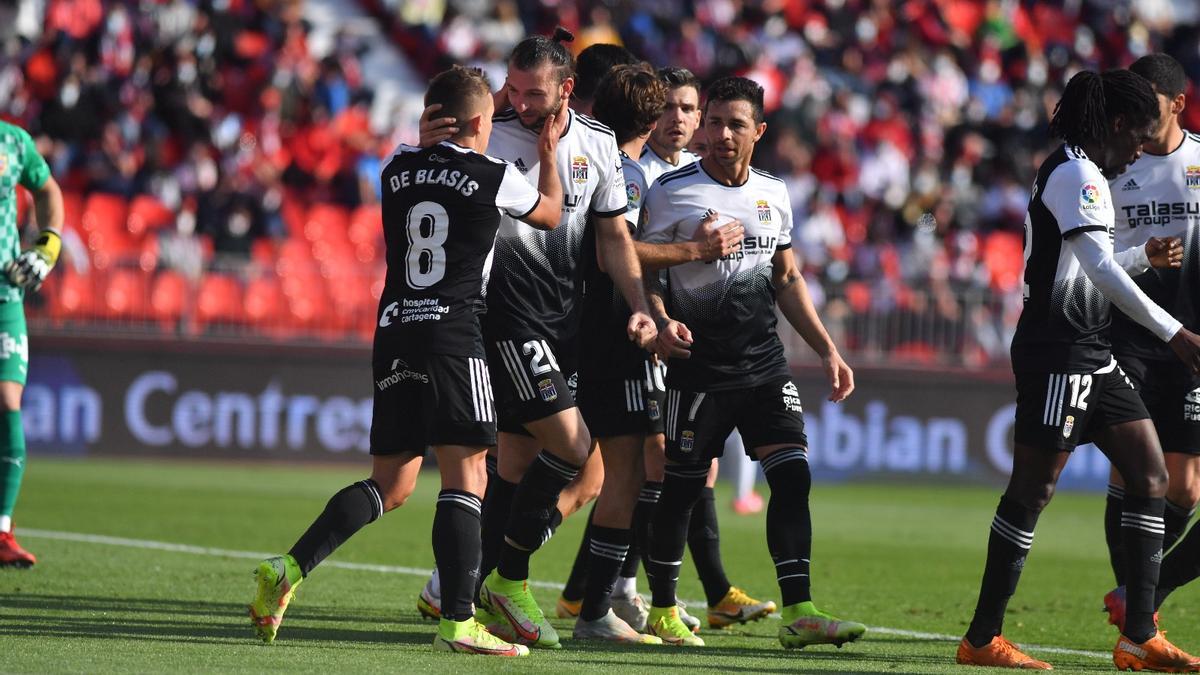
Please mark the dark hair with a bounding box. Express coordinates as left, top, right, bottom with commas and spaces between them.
658, 66, 701, 95
1048, 69, 1159, 147
1130, 53, 1188, 98
509, 27, 575, 84
704, 76, 765, 124
592, 64, 668, 144
424, 66, 492, 128
574, 44, 639, 101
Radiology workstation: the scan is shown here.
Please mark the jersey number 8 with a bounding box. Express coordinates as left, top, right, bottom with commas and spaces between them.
405, 201, 449, 289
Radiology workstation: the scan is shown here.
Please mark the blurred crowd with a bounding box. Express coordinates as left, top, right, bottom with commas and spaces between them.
5, 0, 1200, 362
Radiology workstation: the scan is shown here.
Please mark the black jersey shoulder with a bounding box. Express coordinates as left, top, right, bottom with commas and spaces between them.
655, 162, 701, 187
575, 112, 616, 140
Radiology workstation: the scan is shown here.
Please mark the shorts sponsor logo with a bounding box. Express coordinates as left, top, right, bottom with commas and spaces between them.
782, 381, 803, 413
647, 399, 661, 421
1062, 414, 1074, 438
376, 359, 429, 390
1186, 387, 1200, 422
571, 156, 589, 184
0, 331, 28, 363
538, 378, 558, 402
566, 372, 578, 399
680, 430, 695, 453
1079, 183, 1102, 210
1187, 165, 1200, 189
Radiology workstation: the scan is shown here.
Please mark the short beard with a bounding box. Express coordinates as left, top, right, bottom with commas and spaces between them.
518, 93, 562, 133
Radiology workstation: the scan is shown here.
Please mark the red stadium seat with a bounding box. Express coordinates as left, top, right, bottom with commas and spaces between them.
983, 231, 1024, 292
244, 275, 286, 328
103, 269, 151, 320
127, 195, 175, 237
348, 204, 381, 246
196, 274, 245, 330
51, 271, 99, 321
150, 270, 188, 329
82, 193, 128, 234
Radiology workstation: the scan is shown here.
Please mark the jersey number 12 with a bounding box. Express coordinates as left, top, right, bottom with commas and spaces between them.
405, 201, 448, 289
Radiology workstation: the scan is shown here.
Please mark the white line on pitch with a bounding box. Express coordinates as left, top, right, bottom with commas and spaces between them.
19, 528, 1109, 660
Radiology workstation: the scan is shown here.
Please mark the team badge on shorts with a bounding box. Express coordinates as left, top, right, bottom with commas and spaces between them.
680, 430, 695, 453
538, 378, 558, 402
648, 399, 661, 421
1062, 415, 1075, 438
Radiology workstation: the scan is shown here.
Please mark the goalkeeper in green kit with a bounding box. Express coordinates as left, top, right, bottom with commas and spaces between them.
0, 120, 64, 567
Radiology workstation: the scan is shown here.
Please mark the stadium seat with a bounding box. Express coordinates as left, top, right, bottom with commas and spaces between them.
348, 204, 381, 246
983, 230, 1025, 292
126, 195, 175, 237
103, 269, 151, 321
51, 271, 99, 322
196, 273, 245, 330
305, 204, 350, 244
81, 193, 129, 234
150, 270, 188, 330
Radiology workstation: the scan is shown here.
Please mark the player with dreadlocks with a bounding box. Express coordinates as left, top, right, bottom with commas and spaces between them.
957, 69, 1200, 671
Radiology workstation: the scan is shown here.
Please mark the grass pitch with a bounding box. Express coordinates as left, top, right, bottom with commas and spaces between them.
1, 457, 1197, 673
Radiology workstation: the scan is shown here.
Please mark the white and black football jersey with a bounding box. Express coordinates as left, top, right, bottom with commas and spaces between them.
578, 152, 651, 380
639, 144, 700, 186
376, 141, 539, 356
485, 108, 627, 340
1011, 144, 1120, 373
1109, 130, 1200, 360
640, 161, 793, 392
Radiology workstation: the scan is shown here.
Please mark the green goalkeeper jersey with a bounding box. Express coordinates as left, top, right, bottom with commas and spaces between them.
0, 120, 51, 304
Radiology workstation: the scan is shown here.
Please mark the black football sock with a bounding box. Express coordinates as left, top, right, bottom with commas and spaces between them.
688, 486, 732, 606
561, 506, 595, 603
580, 525, 631, 621
634, 481, 662, 573
289, 479, 383, 577
477, 474, 517, 593
433, 490, 482, 622
621, 482, 660, 583
1164, 499, 1194, 552
647, 464, 708, 608
761, 448, 813, 607
1121, 495, 1165, 643
496, 452, 580, 581
1156, 515, 1200, 608
1105, 483, 1126, 585
965, 495, 1039, 648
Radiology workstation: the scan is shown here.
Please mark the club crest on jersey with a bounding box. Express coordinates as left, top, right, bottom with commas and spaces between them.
538, 378, 558, 402
1079, 183, 1101, 210
680, 430, 695, 453
571, 156, 589, 184
647, 399, 661, 421
756, 200, 772, 223
1186, 166, 1200, 189
1062, 415, 1075, 438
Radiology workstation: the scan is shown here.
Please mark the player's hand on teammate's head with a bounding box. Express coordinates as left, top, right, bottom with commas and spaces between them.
1145, 236, 1183, 269
692, 210, 744, 261
654, 319, 693, 359
627, 311, 658, 349
538, 98, 569, 158
822, 351, 855, 402
1168, 328, 1200, 374
418, 103, 457, 148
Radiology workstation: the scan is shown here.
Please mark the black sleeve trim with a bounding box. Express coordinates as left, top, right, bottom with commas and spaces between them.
591, 206, 627, 219
509, 194, 541, 220
1061, 225, 1108, 240
775, 242, 793, 252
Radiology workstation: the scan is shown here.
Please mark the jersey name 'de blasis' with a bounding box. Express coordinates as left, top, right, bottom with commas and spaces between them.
1012, 144, 1122, 373
639, 144, 700, 186
1109, 130, 1200, 361
375, 141, 539, 357
484, 108, 627, 341
578, 152, 650, 381
640, 161, 793, 392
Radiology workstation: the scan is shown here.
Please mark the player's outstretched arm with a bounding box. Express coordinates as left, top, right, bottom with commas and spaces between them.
772, 248, 853, 402
633, 210, 744, 271
518, 101, 568, 230
1066, 230, 1200, 372
597, 213, 656, 348
7, 174, 64, 293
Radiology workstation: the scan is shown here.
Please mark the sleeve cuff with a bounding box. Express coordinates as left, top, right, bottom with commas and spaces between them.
507, 195, 541, 220
1061, 225, 1109, 240
591, 206, 627, 219
775, 242, 792, 252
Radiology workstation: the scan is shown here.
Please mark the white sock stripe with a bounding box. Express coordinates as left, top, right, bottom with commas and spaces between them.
991, 516, 1034, 547
589, 549, 628, 561
647, 556, 683, 566
1107, 484, 1126, 499
589, 540, 631, 553
990, 522, 1034, 550
776, 573, 809, 581
1165, 501, 1196, 517
992, 515, 1035, 541
1121, 522, 1166, 535
774, 558, 799, 566
359, 480, 384, 519
438, 494, 482, 513
664, 465, 710, 479
1122, 512, 1165, 525
438, 491, 482, 507
538, 453, 580, 479
761, 448, 808, 472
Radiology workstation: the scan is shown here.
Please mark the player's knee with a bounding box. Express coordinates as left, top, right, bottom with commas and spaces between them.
1126, 468, 1169, 498
1007, 483, 1055, 513
375, 478, 416, 512
1166, 480, 1200, 510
